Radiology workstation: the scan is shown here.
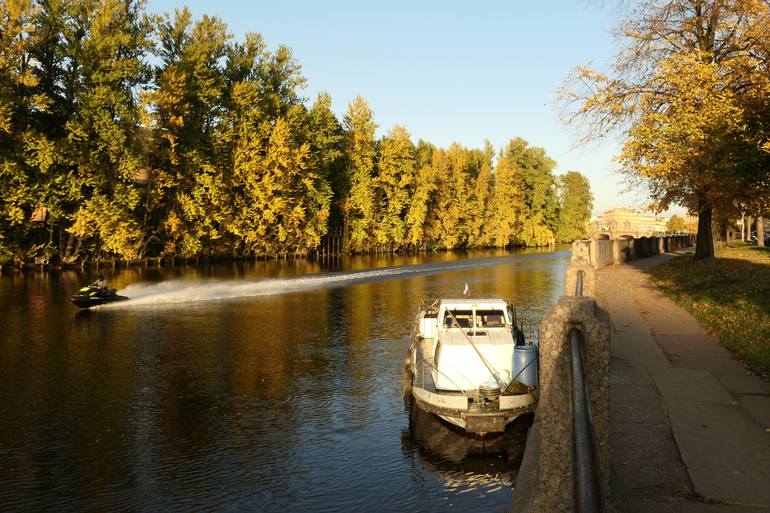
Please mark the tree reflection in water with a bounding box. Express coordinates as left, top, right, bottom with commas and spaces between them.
402, 397, 531, 496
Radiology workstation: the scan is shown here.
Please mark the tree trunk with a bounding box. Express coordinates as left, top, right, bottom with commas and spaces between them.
741, 214, 745, 241
694, 199, 714, 259
746, 216, 753, 242
757, 216, 765, 247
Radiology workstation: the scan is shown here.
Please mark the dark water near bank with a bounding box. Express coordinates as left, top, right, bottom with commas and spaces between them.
0, 248, 569, 512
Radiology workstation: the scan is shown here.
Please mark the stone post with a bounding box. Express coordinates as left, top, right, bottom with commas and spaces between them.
658, 236, 665, 254
571, 240, 590, 263
531, 265, 611, 513
564, 257, 596, 297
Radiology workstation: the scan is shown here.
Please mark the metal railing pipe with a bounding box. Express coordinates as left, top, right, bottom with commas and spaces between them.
575, 269, 584, 297
570, 327, 603, 513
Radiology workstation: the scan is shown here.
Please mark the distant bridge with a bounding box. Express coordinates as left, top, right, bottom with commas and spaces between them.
594, 231, 660, 240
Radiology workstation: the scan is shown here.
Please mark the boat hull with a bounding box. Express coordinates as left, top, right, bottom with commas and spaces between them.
70, 288, 129, 309
71, 296, 129, 309
410, 384, 536, 435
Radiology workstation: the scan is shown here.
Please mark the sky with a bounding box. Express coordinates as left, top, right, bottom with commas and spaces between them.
145, 0, 678, 217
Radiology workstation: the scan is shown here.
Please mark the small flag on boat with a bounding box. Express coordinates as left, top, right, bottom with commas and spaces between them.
463, 283, 471, 297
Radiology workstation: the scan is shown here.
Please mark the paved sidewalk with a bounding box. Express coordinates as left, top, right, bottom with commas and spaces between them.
598, 254, 770, 513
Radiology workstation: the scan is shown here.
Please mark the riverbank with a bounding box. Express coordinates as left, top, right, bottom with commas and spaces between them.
647, 243, 770, 379
0, 244, 566, 274
599, 256, 770, 512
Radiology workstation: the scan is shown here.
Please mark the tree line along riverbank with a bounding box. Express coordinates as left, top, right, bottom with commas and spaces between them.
0, 1, 592, 268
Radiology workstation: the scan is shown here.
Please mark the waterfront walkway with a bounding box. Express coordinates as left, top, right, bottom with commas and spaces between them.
599, 255, 770, 513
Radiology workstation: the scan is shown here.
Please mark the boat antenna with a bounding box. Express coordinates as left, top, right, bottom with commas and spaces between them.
445, 308, 504, 390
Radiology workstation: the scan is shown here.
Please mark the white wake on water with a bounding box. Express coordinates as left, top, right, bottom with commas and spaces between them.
102, 252, 566, 308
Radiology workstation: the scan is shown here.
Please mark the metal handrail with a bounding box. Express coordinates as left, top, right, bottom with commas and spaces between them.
570, 269, 603, 513
575, 269, 583, 297
570, 328, 602, 513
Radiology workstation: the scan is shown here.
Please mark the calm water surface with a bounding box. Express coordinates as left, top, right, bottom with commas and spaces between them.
0, 248, 569, 512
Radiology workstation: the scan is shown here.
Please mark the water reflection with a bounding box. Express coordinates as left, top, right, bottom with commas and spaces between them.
0, 248, 568, 512
402, 401, 530, 499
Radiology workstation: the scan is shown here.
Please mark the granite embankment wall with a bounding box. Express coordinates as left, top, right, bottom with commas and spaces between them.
510, 235, 694, 513
573, 234, 695, 269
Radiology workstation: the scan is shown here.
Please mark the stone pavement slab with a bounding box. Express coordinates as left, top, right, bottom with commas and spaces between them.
739, 395, 770, 428
663, 396, 770, 506
653, 368, 736, 405
716, 373, 770, 395
600, 255, 770, 512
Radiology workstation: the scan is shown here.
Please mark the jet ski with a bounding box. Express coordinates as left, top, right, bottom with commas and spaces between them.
70, 285, 129, 309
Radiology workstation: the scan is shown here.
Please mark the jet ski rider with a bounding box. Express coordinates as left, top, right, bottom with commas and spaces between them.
91, 273, 108, 291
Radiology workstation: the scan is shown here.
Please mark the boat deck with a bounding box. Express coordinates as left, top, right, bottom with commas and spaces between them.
414, 336, 437, 391
413, 336, 465, 399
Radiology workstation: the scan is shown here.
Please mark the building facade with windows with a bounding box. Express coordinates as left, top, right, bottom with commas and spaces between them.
589, 208, 669, 239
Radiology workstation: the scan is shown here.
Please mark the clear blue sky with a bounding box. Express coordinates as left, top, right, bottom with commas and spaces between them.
146, 0, 675, 217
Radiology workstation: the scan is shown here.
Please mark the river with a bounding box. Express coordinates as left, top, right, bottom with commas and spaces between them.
0, 248, 570, 512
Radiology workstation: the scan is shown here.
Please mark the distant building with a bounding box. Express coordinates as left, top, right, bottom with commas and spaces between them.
589, 208, 668, 239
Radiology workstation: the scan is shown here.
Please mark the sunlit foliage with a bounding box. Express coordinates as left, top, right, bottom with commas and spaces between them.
560, 0, 770, 259
0, 1, 593, 265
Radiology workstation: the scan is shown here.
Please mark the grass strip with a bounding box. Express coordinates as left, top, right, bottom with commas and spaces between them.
648, 243, 770, 379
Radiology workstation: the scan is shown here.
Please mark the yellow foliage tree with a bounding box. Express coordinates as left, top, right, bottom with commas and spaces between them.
560, 0, 770, 259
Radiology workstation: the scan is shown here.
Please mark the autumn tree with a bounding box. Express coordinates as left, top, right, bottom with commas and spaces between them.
374, 126, 415, 248
0, 0, 597, 264
0, 0, 39, 262
466, 142, 495, 248
230, 117, 330, 255
485, 140, 525, 247
560, 0, 770, 259
423, 144, 480, 249
342, 96, 378, 252
404, 140, 437, 249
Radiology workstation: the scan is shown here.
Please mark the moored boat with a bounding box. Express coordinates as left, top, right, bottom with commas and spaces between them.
402, 297, 538, 436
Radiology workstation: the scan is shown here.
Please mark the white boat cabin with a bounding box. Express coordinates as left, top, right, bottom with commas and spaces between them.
417, 298, 516, 392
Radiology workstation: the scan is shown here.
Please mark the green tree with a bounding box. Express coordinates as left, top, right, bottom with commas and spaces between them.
306, 93, 345, 231
508, 138, 557, 246
62, 0, 152, 261
666, 215, 687, 233
555, 171, 592, 242
144, 9, 231, 256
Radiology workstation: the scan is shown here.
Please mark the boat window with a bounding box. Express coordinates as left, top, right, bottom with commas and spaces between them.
476, 309, 506, 327
443, 310, 473, 328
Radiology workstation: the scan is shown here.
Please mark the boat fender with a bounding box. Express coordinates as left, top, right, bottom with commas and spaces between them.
513, 344, 539, 387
